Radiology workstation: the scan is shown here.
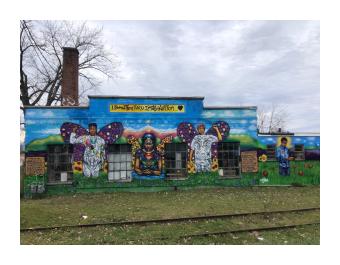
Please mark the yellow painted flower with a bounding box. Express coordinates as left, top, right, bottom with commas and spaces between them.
73, 161, 83, 173
211, 158, 219, 172
259, 154, 268, 162
187, 160, 196, 174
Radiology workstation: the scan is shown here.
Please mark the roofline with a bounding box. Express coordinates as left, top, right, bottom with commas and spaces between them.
293, 132, 320, 136
204, 106, 257, 110
88, 95, 205, 100
258, 133, 295, 136
23, 105, 88, 109
258, 132, 320, 137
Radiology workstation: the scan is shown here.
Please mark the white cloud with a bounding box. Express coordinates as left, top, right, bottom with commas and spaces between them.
91, 20, 319, 132
202, 111, 216, 118
41, 110, 55, 118
124, 126, 176, 134
230, 128, 246, 134
25, 120, 37, 125
37, 128, 60, 135
223, 110, 236, 117
248, 125, 257, 131
241, 110, 257, 118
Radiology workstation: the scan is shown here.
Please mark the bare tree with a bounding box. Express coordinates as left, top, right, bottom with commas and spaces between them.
257, 104, 290, 133
20, 20, 120, 108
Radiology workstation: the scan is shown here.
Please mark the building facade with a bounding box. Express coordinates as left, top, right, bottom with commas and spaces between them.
23, 96, 320, 197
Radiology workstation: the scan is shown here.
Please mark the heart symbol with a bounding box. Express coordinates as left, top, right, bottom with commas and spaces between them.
178, 105, 183, 111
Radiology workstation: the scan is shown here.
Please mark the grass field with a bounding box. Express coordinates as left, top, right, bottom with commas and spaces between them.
22, 161, 320, 198
20, 186, 320, 244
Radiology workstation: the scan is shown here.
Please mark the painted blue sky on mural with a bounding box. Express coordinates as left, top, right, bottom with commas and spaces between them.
25, 98, 258, 144
24, 97, 319, 151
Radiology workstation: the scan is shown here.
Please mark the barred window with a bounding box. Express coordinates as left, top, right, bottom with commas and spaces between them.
266, 144, 276, 160
164, 143, 187, 179
47, 144, 73, 183
107, 144, 132, 181
217, 142, 241, 178
294, 144, 305, 160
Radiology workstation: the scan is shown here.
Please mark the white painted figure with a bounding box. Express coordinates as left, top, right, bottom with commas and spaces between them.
190, 124, 222, 172
70, 123, 105, 177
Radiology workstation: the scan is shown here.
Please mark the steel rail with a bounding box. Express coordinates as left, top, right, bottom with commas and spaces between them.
20, 207, 319, 232
175, 222, 320, 240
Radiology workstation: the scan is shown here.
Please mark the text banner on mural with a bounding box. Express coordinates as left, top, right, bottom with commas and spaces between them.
110, 104, 185, 113
241, 151, 258, 173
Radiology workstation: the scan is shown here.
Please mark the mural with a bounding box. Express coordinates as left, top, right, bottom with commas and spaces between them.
23, 97, 320, 197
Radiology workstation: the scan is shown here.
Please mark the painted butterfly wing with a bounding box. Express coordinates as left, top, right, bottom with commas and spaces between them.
206, 121, 230, 139
60, 122, 88, 141
156, 135, 173, 155
60, 122, 88, 162
177, 122, 198, 145
97, 122, 124, 145
206, 121, 230, 160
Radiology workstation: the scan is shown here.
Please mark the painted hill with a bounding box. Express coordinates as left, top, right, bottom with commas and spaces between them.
26, 133, 265, 152
26, 135, 64, 152
227, 134, 265, 149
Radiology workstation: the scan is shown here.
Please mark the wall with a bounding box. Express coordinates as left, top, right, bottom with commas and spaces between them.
23, 97, 320, 197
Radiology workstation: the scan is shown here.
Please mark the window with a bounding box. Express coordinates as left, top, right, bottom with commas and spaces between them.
217, 142, 240, 178
47, 144, 73, 183
107, 144, 132, 181
164, 143, 187, 179
294, 144, 305, 160
266, 144, 276, 160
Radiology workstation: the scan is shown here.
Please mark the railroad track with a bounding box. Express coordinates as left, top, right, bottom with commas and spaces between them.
176, 221, 320, 240
20, 206, 319, 233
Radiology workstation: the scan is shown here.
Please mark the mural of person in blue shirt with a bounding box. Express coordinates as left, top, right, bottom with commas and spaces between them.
276, 137, 294, 176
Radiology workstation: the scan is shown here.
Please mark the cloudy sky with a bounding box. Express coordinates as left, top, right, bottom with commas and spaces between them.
91, 20, 319, 132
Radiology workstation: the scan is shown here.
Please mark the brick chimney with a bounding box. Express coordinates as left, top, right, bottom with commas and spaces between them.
61, 47, 79, 106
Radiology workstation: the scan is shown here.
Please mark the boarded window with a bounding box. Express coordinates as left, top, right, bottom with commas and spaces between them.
164, 143, 187, 179
266, 144, 276, 160
294, 144, 305, 160
47, 144, 73, 183
217, 142, 241, 178
107, 144, 132, 181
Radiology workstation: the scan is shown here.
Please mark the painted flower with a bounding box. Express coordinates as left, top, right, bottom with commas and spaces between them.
260, 177, 269, 184
259, 154, 268, 162
262, 170, 269, 177
211, 158, 219, 171
298, 170, 304, 176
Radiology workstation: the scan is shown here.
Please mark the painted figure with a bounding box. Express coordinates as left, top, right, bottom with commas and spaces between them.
276, 137, 294, 176
177, 121, 229, 173
132, 133, 163, 179
60, 121, 124, 177
189, 124, 222, 172
70, 123, 105, 177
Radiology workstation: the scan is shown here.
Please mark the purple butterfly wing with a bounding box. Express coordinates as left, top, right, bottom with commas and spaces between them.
206, 121, 230, 160
177, 122, 198, 144
60, 122, 88, 161
98, 122, 124, 144
177, 122, 198, 152
206, 121, 230, 139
